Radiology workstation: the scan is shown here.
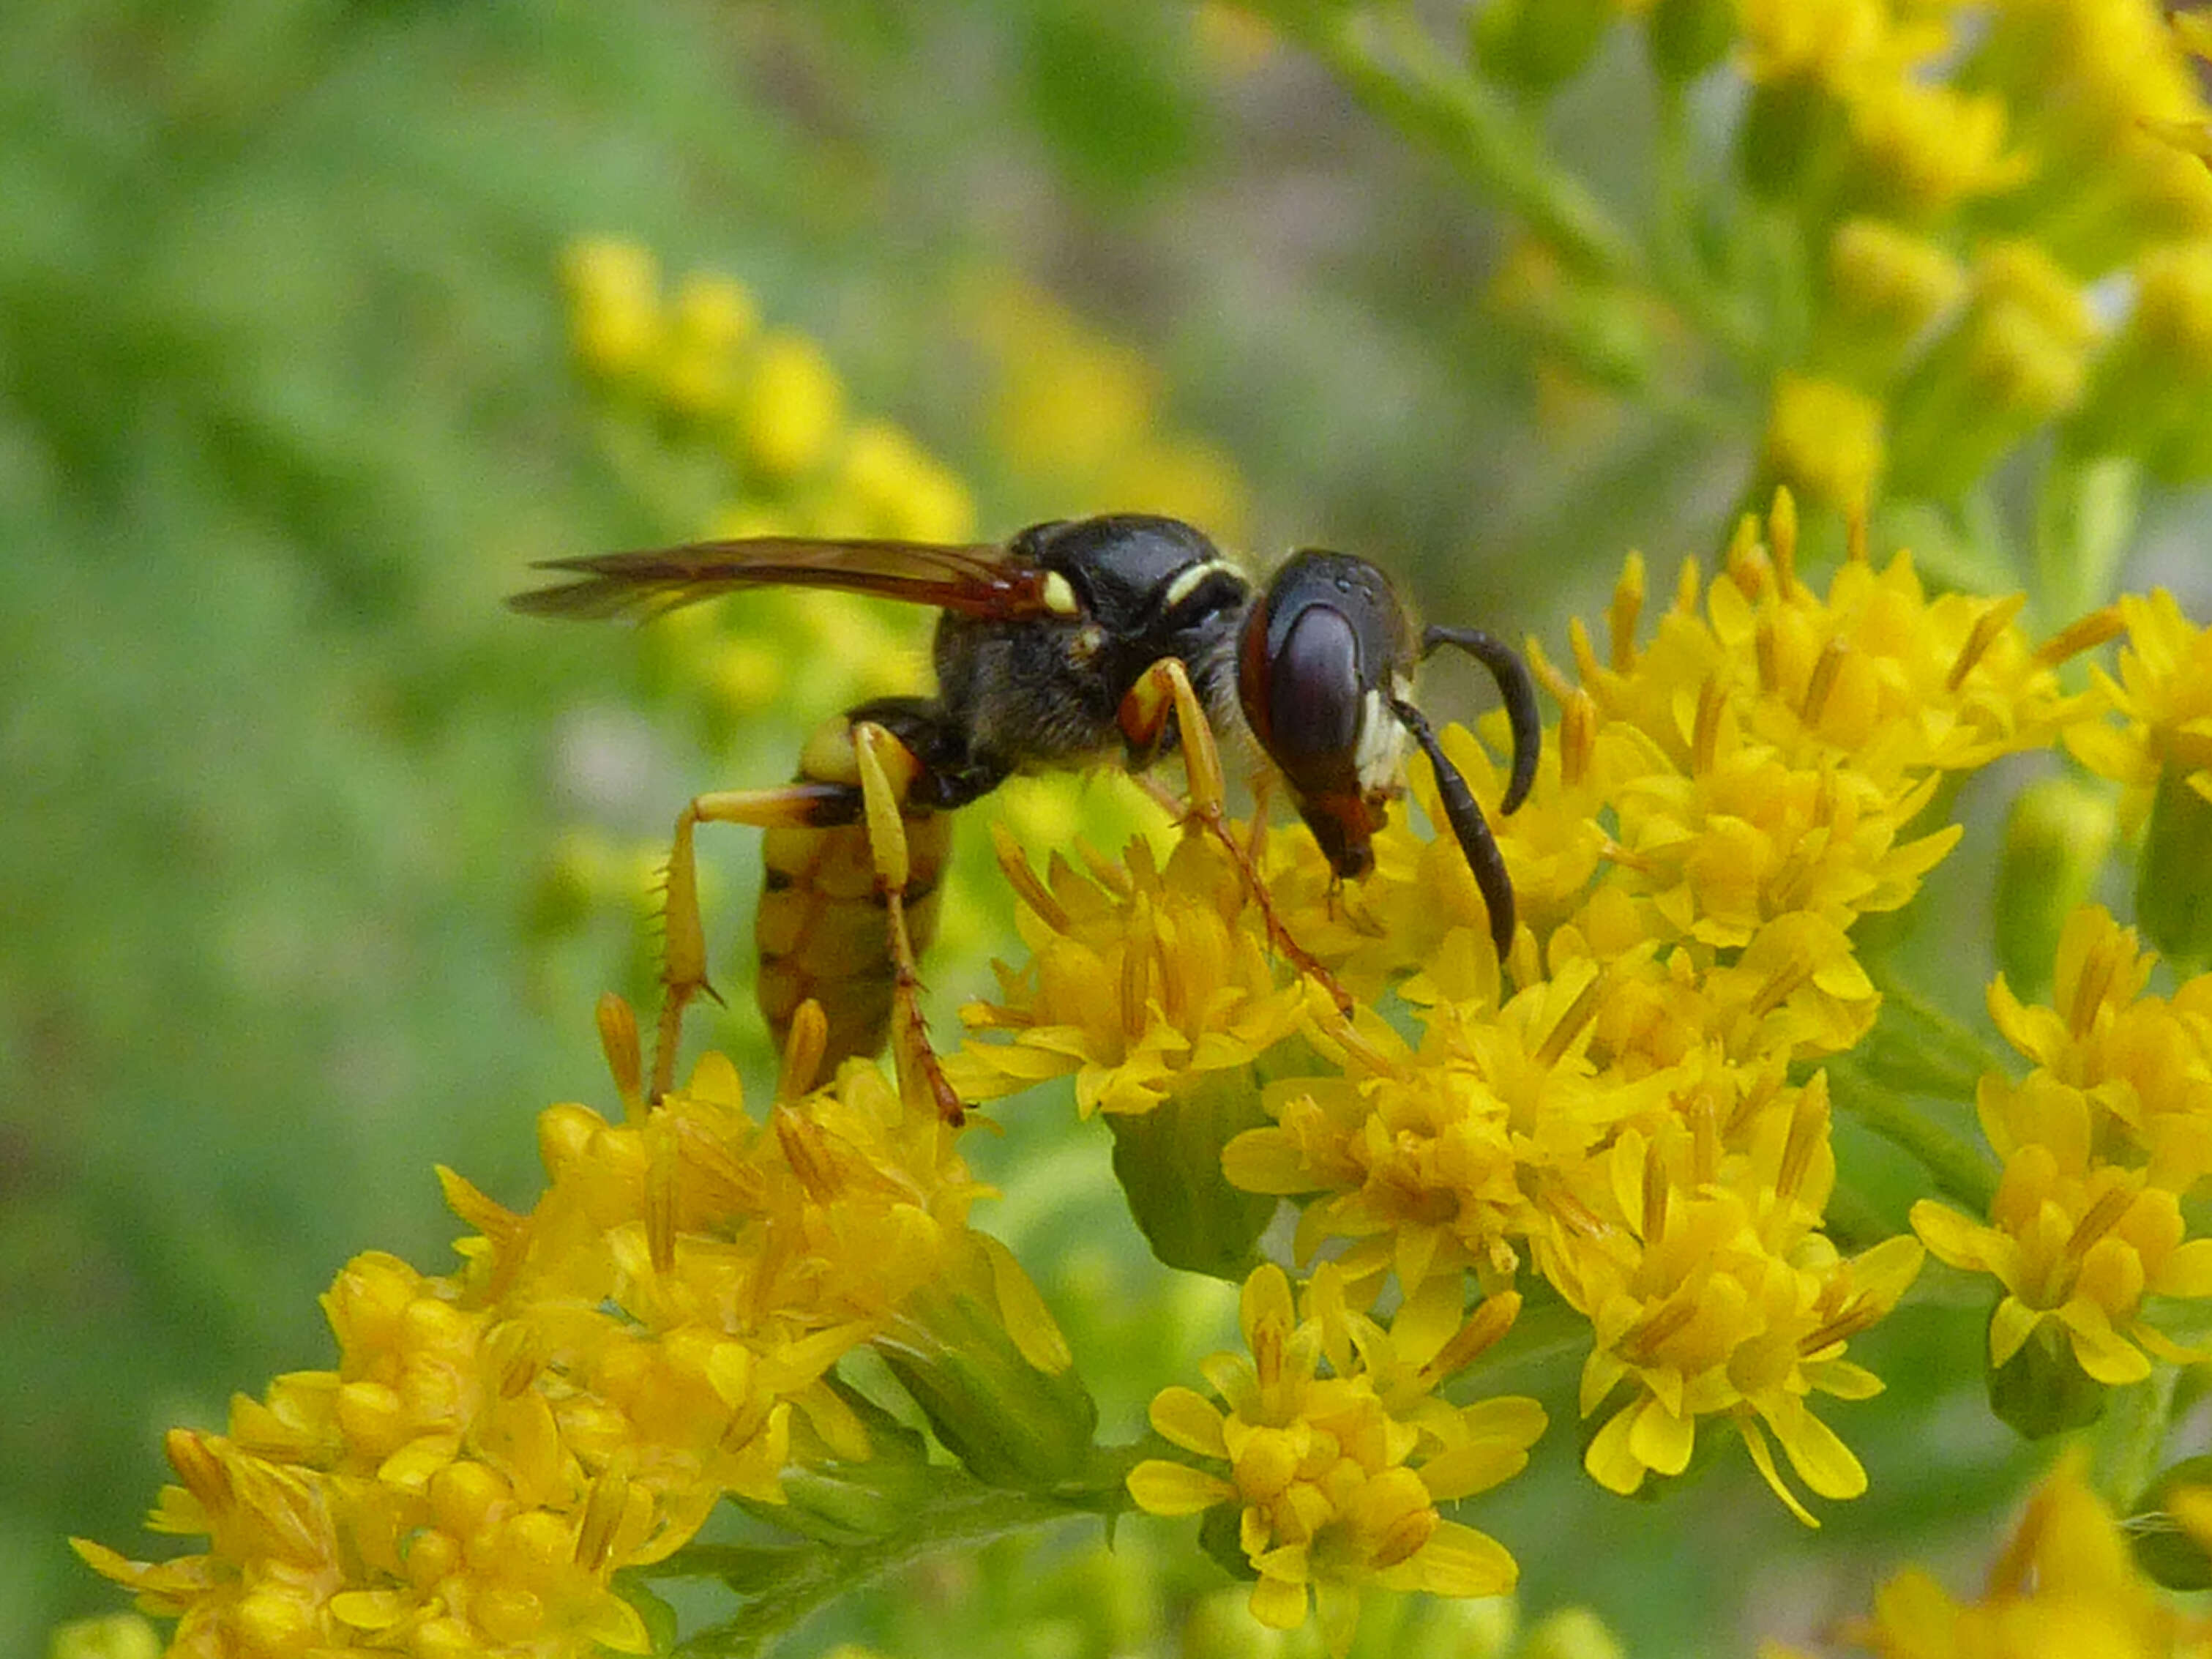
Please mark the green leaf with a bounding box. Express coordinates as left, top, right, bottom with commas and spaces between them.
651, 1461, 1137, 1657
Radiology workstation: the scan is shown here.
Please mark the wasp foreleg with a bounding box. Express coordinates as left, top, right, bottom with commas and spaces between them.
1117, 657, 1352, 1014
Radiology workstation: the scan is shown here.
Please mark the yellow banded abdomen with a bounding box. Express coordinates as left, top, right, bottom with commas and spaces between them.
753, 715, 950, 1070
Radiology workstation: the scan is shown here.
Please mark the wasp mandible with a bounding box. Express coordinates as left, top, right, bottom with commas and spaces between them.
512, 514, 1540, 1121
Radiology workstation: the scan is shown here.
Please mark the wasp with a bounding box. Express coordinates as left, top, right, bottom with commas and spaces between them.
512, 514, 1539, 1121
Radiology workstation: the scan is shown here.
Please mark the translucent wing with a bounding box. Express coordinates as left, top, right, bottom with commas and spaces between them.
509, 537, 1059, 622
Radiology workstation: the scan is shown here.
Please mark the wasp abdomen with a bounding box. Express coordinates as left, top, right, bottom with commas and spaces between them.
753, 713, 953, 1072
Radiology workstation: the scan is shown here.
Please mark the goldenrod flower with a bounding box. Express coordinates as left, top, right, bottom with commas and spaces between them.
949, 830, 1312, 1116
1762, 373, 1885, 513
561, 238, 662, 384
1126, 1265, 1542, 1657
655, 271, 760, 422
2066, 588, 2212, 969
736, 332, 845, 480
1973, 0, 2212, 259
1537, 1104, 1925, 1525
965, 272, 1252, 544
79, 1024, 1077, 1657
1913, 1136, 2212, 1384
1818, 217, 1967, 380
1913, 907, 2212, 1382
1845, 79, 2028, 217
1888, 242, 2099, 498
833, 420, 976, 543
1735, 0, 1918, 93
2069, 590, 2212, 827
1222, 963, 1681, 1300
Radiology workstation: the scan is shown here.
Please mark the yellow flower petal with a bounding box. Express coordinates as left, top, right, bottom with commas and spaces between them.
1405, 1519, 1520, 1598
1148, 1387, 1229, 1458
1126, 1459, 1236, 1516
1248, 1572, 1310, 1630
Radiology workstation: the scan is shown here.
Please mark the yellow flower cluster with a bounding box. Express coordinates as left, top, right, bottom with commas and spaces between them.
1126, 1264, 1544, 1656
1430, 0, 2212, 510
947, 827, 1314, 1116
562, 239, 972, 544
950, 496, 2131, 1562
1913, 907, 2212, 1388
2066, 589, 2212, 966
77, 1005, 1075, 1659
558, 237, 972, 728
2070, 589, 2212, 824
1735, 0, 2212, 507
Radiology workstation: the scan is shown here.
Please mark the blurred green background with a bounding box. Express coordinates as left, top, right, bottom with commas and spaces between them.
15, 3, 2208, 1655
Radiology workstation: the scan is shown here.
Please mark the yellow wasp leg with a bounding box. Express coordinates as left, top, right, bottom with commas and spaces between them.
849, 721, 967, 1126
1118, 657, 1353, 1014
652, 779, 851, 1101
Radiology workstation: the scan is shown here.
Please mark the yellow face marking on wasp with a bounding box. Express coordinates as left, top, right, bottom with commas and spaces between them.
1042, 571, 1080, 617
1160, 559, 1238, 614
1355, 676, 1414, 795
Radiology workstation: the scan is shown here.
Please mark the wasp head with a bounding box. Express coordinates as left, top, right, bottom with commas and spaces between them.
1237, 549, 1415, 881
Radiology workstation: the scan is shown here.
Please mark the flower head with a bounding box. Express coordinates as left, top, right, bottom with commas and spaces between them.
80, 1009, 1075, 1657
1537, 1100, 1924, 1526
949, 828, 1313, 1116
1126, 1265, 1542, 1657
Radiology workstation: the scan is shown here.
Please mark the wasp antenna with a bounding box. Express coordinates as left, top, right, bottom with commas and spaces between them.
1420, 625, 1541, 816
1391, 696, 1514, 961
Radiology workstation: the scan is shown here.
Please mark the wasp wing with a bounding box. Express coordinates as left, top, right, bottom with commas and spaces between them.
509, 537, 1061, 622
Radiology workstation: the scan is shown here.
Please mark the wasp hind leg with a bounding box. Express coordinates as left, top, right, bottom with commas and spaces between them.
650, 720, 964, 1124
848, 721, 968, 1126
1117, 657, 1353, 1014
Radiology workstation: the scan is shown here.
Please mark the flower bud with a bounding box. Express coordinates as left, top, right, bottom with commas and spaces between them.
1987, 1319, 2105, 1440
769, 1456, 938, 1547
2126, 1455, 2212, 1591
1107, 1070, 1276, 1280
561, 238, 662, 384
2067, 244, 2212, 483
1995, 775, 2117, 999
1886, 243, 2096, 501
2136, 764, 2212, 970
1471, 0, 1614, 98
45, 1615, 161, 1659
1815, 219, 1965, 385
735, 334, 844, 481
1760, 373, 1885, 513
874, 1280, 1099, 1491
1646, 0, 1733, 85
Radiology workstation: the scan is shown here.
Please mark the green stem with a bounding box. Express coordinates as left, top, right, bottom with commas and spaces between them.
650, 1458, 1140, 1657
1827, 1056, 2000, 1216
1860, 967, 2013, 1103
1274, 3, 1641, 281
2093, 1365, 2180, 1510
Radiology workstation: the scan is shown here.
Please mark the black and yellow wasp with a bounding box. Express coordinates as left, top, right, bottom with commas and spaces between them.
514, 514, 1539, 1120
